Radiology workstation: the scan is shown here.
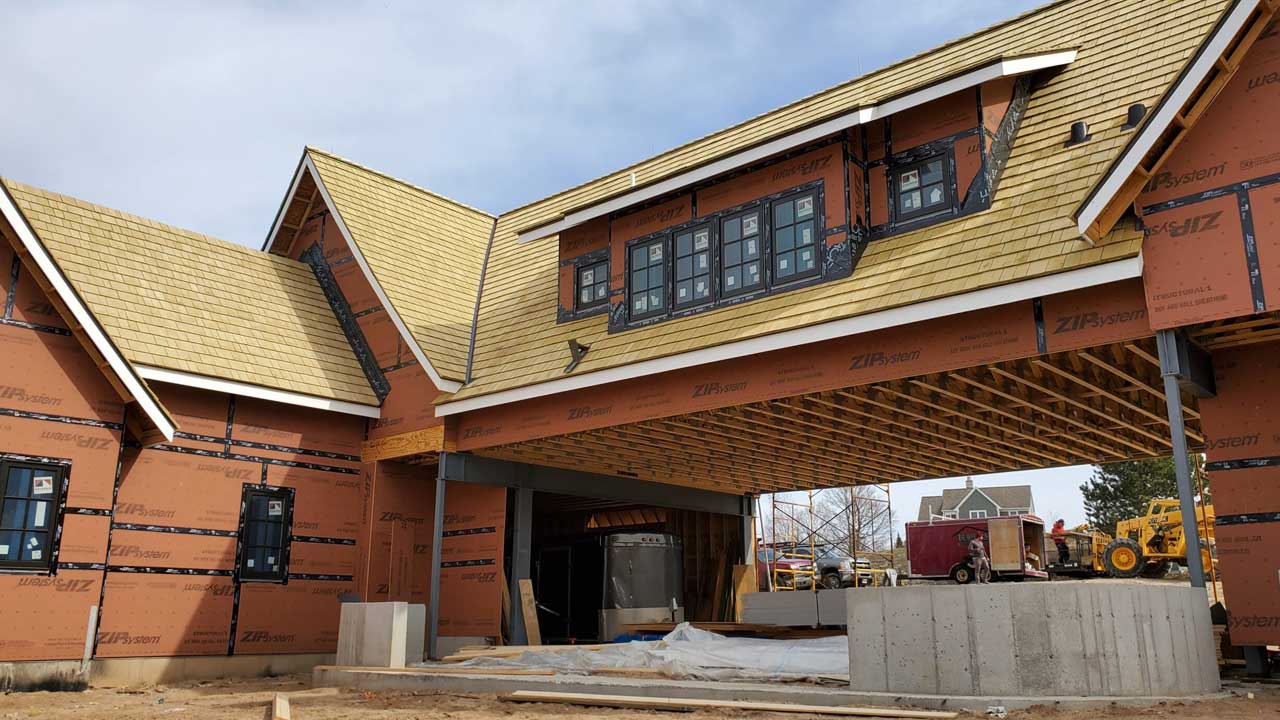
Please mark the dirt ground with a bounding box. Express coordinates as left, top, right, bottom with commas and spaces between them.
0, 674, 1277, 720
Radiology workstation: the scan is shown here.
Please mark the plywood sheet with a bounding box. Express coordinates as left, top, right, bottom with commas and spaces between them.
1209, 466, 1280, 516
11, 260, 67, 329
0, 323, 124, 422
58, 513, 110, 565
1041, 278, 1151, 352
1248, 183, 1280, 311
1215, 522, 1280, 646
266, 465, 363, 541
611, 195, 692, 245
95, 574, 233, 657
234, 579, 353, 654
0, 570, 101, 661
152, 383, 230, 439
890, 89, 976, 151
981, 76, 1017, 136
1199, 344, 1280, 462
116, 451, 256, 530
696, 146, 844, 227
560, 216, 610, 262
0, 414, 120, 508
357, 311, 401, 369
987, 517, 1022, 571
232, 397, 364, 457
366, 364, 441, 441
955, 135, 982, 204
108, 529, 236, 570
1141, 193, 1252, 329
288, 540, 357, 577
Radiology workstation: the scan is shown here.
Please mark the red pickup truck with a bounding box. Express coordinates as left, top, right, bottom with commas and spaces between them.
905, 515, 1050, 583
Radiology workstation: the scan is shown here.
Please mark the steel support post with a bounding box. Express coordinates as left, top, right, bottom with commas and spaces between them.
427, 473, 447, 659
1156, 329, 1206, 588
508, 486, 534, 645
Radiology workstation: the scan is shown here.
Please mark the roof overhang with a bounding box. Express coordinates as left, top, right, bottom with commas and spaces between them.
515, 49, 1078, 245
1075, 0, 1264, 239
0, 183, 177, 442
263, 152, 463, 394
137, 365, 382, 418
437, 253, 1142, 417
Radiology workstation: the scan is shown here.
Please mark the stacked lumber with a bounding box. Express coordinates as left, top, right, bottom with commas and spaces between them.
622, 621, 843, 639
501, 690, 959, 718
442, 641, 662, 663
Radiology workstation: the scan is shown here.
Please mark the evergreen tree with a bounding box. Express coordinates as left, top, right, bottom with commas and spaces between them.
1080, 457, 1208, 533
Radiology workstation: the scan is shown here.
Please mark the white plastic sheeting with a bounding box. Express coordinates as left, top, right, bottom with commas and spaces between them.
429, 623, 849, 681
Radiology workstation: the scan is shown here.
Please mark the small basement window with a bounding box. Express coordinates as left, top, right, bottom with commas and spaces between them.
0, 460, 63, 572
239, 486, 291, 583
771, 191, 819, 284
673, 225, 713, 310
720, 208, 763, 297
576, 258, 610, 311
628, 237, 667, 321
894, 155, 952, 222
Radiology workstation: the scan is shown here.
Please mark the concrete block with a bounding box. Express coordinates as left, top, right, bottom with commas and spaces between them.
969, 584, 1016, 697
407, 604, 426, 664
1044, 583, 1087, 696
847, 589, 887, 692
930, 586, 973, 695
740, 591, 818, 626
1008, 584, 1053, 695
1106, 586, 1145, 695
1073, 584, 1104, 694
337, 601, 409, 668
884, 588, 936, 694
816, 589, 847, 626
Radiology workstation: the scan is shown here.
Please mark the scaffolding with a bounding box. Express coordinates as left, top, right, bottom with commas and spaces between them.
757, 484, 894, 591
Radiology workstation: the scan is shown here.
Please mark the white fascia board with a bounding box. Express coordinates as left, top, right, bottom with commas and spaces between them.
516, 50, 1077, 244
261, 153, 309, 254
436, 253, 1141, 417
1076, 0, 1258, 234
136, 366, 381, 418
0, 186, 177, 441
267, 155, 463, 394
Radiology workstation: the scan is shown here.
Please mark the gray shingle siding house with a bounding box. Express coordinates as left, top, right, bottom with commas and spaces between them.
916, 478, 1035, 521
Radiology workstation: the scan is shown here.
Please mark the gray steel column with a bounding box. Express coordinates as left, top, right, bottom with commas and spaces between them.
508, 486, 534, 645
740, 494, 755, 565
427, 473, 447, 659
1156, 329, 1206, 588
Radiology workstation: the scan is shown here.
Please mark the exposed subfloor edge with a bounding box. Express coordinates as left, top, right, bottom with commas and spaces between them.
313, 667, 1232, 713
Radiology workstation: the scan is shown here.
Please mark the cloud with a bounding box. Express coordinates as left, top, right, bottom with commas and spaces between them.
0, 0, 1041, 246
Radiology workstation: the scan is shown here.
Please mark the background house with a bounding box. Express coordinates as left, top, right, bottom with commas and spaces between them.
916, 478, 1035, 521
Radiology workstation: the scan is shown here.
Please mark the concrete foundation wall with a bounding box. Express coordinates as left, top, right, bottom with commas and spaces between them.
0, 653, 334, 690
846, 583, 1218, 697
740, 591, 818, 626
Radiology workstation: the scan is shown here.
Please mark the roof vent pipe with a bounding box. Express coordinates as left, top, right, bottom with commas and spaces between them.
1121, 103, 1147, 130
1064, 121, 1092, 147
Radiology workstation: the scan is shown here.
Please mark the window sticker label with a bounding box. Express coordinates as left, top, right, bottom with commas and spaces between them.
747, 239, 757, 255
779, 257, 790, 270
0, 545, 8, 555
649, 244, 663, 262
30, 550, 40, 560
581, 268, 594, 284
697, 254, 708, 270
34, 502, 46, 527
678, 287, 688, 300
801, 227, 812, 244
797, 196, 813, 218
742, 215, 758, 235
695, 280, 706, 293
726, 274, 737, 287
694, 231, 709, 250
268, 500, 283, 516
900, 169, 920, 190
580, 288, 591, 303
33, 476, 53, 495
247, 558, 255, 568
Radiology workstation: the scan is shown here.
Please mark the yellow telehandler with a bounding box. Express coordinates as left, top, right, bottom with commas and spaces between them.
1045, 500, 1216, 579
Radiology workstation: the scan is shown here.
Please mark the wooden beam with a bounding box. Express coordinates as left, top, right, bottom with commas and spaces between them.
361, 425, 445, 462
517, 579, 541, 646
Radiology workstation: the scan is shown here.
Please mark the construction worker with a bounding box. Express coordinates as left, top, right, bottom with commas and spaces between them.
969, 532, 991, 583
1051, 519, 1070, 565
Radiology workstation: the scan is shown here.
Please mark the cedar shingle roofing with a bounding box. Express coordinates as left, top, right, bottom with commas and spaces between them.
2, 179, 379, 406
305, 148, 496, 384
446, 0, 1230, 403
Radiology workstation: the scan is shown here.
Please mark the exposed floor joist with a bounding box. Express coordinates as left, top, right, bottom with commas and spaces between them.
476, 338, 1204, 495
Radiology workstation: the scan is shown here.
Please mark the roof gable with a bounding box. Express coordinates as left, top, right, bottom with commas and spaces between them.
2, 179, 378, 408
267, 149, 495, 388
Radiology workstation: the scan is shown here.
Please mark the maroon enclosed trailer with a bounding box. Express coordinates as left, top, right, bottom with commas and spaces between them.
906, 515, 1050, 583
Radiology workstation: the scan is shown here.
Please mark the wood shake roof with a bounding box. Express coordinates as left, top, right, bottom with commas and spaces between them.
2, 179, 379, 406
305, 148, 496, 384
448, 0, 1232, 403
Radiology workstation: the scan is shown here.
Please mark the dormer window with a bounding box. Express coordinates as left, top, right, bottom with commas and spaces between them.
894, 156, 953, 222
771, 191, 819, 284
720, 208, 763, 298
575, 258, 610, 311
628, 237, 667, 321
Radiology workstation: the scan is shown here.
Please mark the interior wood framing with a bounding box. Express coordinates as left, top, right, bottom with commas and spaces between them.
476, 338, 1205, 495
1189, 311, 1280, 350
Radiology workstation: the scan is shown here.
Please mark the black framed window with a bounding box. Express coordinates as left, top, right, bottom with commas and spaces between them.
628, 237, 667, 320
894, 155, 952, 221
720, 208, 763, 297
575, 258, 610, 311
771, 191, 820, 283
0, 460, 62, 571
239, 486, 290, 583
673, 225, 713, 310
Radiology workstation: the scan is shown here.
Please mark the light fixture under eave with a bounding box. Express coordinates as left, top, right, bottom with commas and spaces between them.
565, 338, 591, 374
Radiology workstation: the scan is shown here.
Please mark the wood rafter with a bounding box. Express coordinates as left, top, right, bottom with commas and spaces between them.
482, 339, 1202, 494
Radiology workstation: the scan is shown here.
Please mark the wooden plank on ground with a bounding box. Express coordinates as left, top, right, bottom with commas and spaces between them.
317, 664, 555, 676
731, 564, 755, 622
268, 693, 290, 720
518, 578, 542, 646
441, 641, 661, 663
501, 690, 958, 719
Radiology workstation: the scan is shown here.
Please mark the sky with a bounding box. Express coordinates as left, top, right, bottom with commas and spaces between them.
1, 0, 1043, 249
1, 2, 1097, 527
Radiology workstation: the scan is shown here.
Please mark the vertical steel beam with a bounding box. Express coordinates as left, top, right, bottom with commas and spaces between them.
740, 494, 755, 566
427, 472, 447, 659
508, 485, 534, 645
1156, 329, 1206, 588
